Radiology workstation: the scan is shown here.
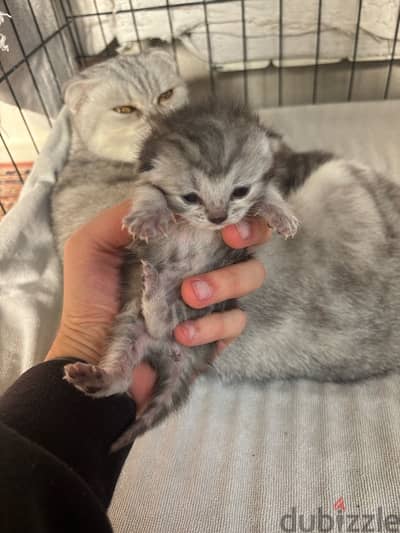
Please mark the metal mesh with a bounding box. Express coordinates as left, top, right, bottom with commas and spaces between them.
0, 0, 399, 216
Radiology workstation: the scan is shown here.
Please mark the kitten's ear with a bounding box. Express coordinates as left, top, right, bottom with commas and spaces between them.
262, 126, 287, 154
63, 76, 99, 115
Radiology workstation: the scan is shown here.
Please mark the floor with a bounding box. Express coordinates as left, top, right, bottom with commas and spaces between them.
0, 162, 31, 220
0, 101, 50, 220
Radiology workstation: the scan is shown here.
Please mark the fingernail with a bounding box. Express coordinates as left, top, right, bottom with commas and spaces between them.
236, 220, 251, 240
180, 321, 196, 340
191, 279, 213, 300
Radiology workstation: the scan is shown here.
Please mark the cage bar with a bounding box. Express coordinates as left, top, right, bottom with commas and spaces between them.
347, 0, 363, 101
3, 0, 53, 125
312, 0, 323, 104
0, 132, 24, 184
93, 0, 112, 56
0, 60, 39, 154
127, 0, 143, 52
278, 0, 283, 106
25, 0, 63, 96
384, 3, 400, 99
240, 0, 248, 104
165, 0, 179, 72
1, 0, 400, 218
202, 0, 215, 94
64, 0, 89, 67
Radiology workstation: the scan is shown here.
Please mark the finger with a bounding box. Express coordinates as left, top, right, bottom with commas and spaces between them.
66, 200, 133, 254
216, 337, 236, 353
181, 259, 266, 309
129, 363, 157, 414
174, 309, 247, 347
221, 216, 272, 249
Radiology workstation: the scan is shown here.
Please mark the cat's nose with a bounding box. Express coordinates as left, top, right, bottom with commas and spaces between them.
208, 214, 227, 224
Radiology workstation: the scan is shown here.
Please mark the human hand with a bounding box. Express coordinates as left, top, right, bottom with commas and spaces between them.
175, 218, 270, 351
46, 200, 156, 410
46, 202, 270, 409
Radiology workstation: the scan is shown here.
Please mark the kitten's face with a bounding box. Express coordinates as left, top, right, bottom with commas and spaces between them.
64, 49, 188, 163
141, 115, 274, 230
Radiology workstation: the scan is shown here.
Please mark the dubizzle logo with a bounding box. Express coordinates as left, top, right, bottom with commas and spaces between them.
334, 497, 346, 512
279, 498, 400, 532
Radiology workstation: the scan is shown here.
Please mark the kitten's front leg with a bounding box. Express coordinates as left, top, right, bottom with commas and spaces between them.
254, 185, 299, 239
123, 184, 175, 242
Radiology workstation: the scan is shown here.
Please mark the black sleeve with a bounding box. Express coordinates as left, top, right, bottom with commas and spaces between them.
0, 357, 137, 533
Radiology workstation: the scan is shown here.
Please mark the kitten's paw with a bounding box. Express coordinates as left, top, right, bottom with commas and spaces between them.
123, 209, 175, 242
262, 204, 299, 239
64, 362, 113, 397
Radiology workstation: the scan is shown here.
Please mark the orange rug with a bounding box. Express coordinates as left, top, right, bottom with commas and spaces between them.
0, 162, 32, 221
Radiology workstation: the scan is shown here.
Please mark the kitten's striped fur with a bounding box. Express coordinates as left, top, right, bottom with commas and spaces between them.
59, 100, 400, 451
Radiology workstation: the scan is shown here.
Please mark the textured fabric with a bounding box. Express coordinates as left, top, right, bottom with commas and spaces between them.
115, 0, 400, 66
110, 376, 400, 532
0, 107, 69, 393
1, 101, 400, 531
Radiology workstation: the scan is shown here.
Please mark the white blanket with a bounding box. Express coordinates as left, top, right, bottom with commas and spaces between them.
1, 101, 400, 531
0, 107, 69, 393
115, 0, 400, 66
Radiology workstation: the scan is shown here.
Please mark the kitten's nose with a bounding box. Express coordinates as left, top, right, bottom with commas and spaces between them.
208, 214, 227, 224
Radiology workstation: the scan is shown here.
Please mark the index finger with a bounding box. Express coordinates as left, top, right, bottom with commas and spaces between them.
221, 217, 272, 249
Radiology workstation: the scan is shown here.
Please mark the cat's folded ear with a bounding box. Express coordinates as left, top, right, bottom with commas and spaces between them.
145, 47, 177, 72
63, 75, 99, 115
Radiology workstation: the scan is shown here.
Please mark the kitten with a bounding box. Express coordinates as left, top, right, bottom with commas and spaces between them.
51, 48, 188, 252
63, 102, 302, 451
64, 100, 400, 451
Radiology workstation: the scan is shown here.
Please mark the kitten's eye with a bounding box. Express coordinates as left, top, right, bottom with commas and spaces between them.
158, 89, 174, 104
182, 193, 201, 204
140, 161, 154, 172
113, 105, 137, 114
231, 186, 250, 199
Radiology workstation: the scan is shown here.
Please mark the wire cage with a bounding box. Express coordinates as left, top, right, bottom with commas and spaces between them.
0, 0, 399, 218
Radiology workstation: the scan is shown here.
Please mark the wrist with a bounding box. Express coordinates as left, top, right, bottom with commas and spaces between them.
45, 323, 108, 365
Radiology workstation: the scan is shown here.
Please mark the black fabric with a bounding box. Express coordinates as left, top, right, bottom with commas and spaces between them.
0, 358, 137, 533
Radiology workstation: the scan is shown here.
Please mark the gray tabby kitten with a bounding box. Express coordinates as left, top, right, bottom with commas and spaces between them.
51, 49, 188, 251
63, 102, 302, 451
64, 101, 400, 451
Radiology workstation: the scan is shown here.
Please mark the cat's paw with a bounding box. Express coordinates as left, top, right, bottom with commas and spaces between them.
64, 362, 113, 397
123, 209, 175, 242
262, 204, 299, 239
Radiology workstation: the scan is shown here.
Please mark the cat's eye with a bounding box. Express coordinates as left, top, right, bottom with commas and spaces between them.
113, 105, 137, 114
231, 186, 250, 199
158, 89, 174, 104
140, 161, 154, 172
182, 193, 201, 204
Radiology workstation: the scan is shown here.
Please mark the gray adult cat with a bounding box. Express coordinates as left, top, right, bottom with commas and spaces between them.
62, 99, 400, 452
51, 48, 188, 251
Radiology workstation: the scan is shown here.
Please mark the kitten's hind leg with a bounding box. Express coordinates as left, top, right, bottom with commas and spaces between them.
64, 303, 149, 398
110, 343, 194, 452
